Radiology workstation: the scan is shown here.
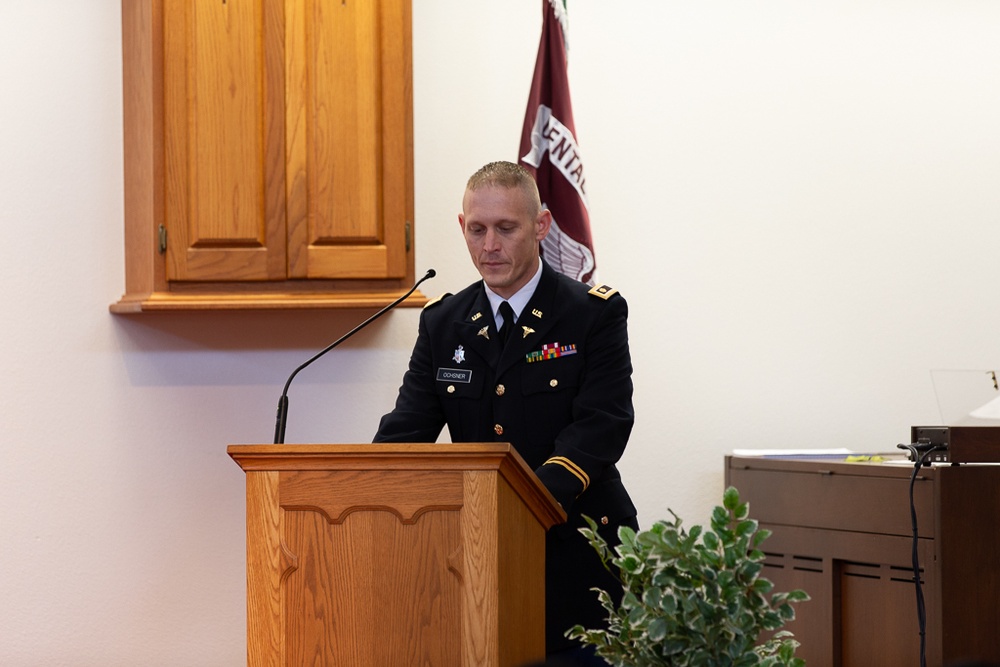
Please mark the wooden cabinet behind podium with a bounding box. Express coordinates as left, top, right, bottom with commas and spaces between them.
115, 0, 416, 312
229, 444, 565, 667
726, 455, 1000, 667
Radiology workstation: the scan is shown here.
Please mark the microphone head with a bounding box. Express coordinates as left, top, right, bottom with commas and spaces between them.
425, 268, 436, 279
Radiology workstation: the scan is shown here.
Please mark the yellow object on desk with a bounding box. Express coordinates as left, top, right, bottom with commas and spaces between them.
844, 455, 885, 463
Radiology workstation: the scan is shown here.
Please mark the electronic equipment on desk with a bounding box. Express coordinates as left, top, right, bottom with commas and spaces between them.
905, 370, 1000, 463
905, 425, 1000, 464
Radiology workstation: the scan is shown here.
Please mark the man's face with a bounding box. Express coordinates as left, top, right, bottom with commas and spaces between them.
459, 185, 551, 299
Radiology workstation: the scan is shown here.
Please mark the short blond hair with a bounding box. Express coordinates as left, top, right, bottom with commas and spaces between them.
465, 161, 542, 215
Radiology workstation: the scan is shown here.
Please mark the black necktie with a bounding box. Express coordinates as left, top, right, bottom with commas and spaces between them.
498, 301, 515, 345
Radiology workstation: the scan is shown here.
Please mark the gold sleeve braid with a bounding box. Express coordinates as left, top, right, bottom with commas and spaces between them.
544, 456, 590, 492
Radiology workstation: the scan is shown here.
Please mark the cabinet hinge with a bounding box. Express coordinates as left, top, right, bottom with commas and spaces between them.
405, 220, 412, 252
158, 224, 167, 254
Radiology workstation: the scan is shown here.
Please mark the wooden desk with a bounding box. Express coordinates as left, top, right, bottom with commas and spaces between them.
725, 456, 1000, 667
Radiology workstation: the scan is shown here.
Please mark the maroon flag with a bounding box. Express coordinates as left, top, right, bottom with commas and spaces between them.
519, 0, 596, 285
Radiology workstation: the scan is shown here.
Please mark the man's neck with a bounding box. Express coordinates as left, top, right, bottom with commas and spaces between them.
484, 259, 543, 321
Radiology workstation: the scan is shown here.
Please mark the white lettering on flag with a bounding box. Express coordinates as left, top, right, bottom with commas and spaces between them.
540, 215, 595, 283
521, 104, 589, 210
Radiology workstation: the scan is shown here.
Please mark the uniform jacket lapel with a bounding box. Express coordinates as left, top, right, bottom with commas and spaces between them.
451, 286, 499, 367
496, 262, 561, 377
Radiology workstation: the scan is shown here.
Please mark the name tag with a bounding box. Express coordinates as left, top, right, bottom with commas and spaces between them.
437, 368, 472, 383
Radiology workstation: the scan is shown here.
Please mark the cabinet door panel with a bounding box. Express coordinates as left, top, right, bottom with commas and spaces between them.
286, 0, 408, 279
164, 0, 287, 281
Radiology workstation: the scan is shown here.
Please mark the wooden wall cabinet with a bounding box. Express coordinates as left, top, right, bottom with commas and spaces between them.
113, 0, 420, 312
726, 455, 1000, 667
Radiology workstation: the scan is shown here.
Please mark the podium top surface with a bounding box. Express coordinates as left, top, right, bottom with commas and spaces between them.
228, 442, 567, 527
229, 442, 524, 470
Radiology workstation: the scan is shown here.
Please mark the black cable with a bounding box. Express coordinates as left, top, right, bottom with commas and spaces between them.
897, 442, 946, 667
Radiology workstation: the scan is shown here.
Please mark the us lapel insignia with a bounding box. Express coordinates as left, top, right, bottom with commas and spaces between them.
521, 326, 535, 339
471, 312, 483, 321
531, 308, 543, 318
453, 345, 466, 364
477, 326, 490, 340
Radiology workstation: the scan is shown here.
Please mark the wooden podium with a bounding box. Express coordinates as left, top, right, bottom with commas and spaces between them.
228, 443, 566, 667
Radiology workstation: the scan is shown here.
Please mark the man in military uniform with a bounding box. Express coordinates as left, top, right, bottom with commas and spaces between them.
375, 161, 637, 664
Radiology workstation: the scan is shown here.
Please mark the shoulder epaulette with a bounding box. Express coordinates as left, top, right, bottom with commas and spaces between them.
423, 292, 452, 309
588, 284, 619, 300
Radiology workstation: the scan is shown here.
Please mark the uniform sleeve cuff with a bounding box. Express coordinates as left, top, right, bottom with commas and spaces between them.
535, 458, 589, 510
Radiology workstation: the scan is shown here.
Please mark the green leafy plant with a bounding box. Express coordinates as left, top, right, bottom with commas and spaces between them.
568, 486, 809, 667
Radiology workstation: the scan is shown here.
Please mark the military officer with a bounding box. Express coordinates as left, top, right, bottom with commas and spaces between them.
375, 161, 637, 663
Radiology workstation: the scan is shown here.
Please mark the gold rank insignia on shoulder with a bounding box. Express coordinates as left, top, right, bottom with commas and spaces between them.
424, 292, 451, 309
588, 284, 618, 300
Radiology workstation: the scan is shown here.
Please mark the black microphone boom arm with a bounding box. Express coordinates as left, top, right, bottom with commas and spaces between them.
272, 269, 436, 444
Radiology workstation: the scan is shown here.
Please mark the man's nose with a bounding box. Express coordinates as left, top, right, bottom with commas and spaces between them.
483, 228, 501, 251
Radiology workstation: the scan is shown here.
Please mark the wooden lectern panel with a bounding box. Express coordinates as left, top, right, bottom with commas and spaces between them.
281, 470, 464, 664
230, 444, 564, 667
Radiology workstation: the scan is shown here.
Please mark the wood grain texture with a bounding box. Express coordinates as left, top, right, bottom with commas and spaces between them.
726, 455, 1000, 667
245, 471, 291, 667
229, 443, 566, 531
282, 501, 462, 665
286, 0, 411, 280
108, 287, 428, 312
163, 0, 287, 281
278, 469, 464, 524
497, 475, 547, 667
120, 0, 163, 299
459, 471, 499, 665
230, 444, 564, 666
113, 0, 416, 312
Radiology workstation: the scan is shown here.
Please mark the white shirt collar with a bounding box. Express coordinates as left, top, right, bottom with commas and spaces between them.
485, 260, 543, 329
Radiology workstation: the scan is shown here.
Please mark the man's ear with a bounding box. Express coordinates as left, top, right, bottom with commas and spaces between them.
535, 208, 552, 241
458, 213, 466, 233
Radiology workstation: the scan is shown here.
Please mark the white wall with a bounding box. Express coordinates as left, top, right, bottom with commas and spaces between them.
2, 1, 998, 664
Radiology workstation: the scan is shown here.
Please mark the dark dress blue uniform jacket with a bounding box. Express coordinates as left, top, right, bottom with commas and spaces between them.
375, 260, 637, 653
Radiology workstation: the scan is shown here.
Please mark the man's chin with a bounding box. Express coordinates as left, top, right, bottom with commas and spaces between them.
479, 268, 510, 286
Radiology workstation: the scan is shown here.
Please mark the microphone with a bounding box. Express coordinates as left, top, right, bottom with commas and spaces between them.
272, 269, 436, 444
